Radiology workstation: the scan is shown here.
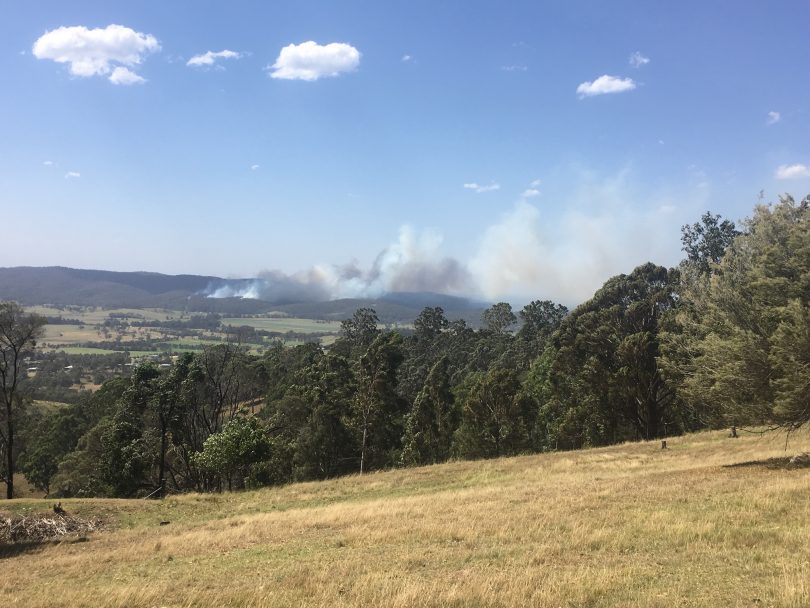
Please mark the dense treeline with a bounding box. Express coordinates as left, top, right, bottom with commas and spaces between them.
3, 194, 809, 498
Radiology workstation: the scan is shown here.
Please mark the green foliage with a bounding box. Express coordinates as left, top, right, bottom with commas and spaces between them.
192, 417, 272, 491
402, 357, 455, 465
354, 332, 406, 472
669, 195, 810, 429
454, 367, 528, 459
289, 354, 357, 480
50, 419, 114, 497
0, 301, 46, 498
413, 307, 449, 341
547, 263, 681, 446
335, 308, 381, 357
680, 211, 739, 276
514, 300, 568, 369
481, 302, 517, 334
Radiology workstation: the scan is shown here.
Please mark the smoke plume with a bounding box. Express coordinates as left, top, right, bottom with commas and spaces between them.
203, 172, 691, 307
202, 226, 474, 304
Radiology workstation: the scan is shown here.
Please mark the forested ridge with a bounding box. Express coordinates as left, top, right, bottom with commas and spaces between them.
3, 194, 809, 499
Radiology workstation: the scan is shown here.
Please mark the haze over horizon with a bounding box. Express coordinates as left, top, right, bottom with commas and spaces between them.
3, 2, 809, 306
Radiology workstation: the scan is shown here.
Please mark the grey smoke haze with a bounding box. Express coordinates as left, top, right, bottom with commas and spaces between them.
204, 226, 473, 303
204, 171, 694, 306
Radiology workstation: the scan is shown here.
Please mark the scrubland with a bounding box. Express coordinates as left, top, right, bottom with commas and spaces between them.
3, 428, 809, 608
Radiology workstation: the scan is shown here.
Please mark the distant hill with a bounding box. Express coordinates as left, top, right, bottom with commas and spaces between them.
0, 266, 487, 325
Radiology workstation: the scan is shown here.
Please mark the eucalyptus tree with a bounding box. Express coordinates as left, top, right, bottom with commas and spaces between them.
402, 356, 455, 466
666, 195, 810, 430
353, 332, 405, 473
0, 302, 46, 499
546, 263, 681, 446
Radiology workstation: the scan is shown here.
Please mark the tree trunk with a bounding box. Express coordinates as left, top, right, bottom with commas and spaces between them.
158, 422, 167, 498
646, 398, 661, 440
6, 401, 13, 499
359, 424, 367, 474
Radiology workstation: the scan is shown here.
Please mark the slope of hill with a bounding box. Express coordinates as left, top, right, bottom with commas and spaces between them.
0, 267, 487, 323
3, 429, 808, 607
0, 266, 220, 309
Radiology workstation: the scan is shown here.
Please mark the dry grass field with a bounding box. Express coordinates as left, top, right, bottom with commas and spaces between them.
2, 428, 809, 608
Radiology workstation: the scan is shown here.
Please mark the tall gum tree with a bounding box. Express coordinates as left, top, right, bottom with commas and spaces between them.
0, 302, 46, 499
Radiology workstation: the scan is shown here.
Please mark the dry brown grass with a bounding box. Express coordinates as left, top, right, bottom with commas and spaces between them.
2, 428, 809, 607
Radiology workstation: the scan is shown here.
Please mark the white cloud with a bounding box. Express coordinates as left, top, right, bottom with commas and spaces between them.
766, 111, 781, 125
629, 51, 650, 68
577, 75, 636, 98
251, 164, 260, 171
64, 171, 80, 179
401, 54, 412, 62
521, 179, 542, 198
268, 41, 360, 81
108, 66, 145, 85
501, 65, 528, 72
187, 49, 243, 68
43, 160, 54, 166
464, 182, 500, 193
775, 163, 810, 179
32, 24, 159, 83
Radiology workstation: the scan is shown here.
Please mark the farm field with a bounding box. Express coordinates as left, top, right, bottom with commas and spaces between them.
2, 428, 808, 607
28, 306, 179, 324
221, 316, 343, 334
26, 306, 343, 358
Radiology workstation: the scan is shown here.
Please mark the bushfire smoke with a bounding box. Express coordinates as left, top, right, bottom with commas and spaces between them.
203, 175, 689, 307
203, 226, 474, 305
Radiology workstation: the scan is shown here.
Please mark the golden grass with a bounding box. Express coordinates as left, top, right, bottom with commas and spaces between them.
2, 429, 809, 607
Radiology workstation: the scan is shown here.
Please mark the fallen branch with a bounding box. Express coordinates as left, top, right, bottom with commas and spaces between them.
0, 511, 104, 544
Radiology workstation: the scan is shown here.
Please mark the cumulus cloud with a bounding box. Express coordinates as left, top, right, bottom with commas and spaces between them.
108, 66, 145, 85
401, 54, 412, 62
268, 41, 360, 81
577, 75, 636, 98
187, 49, 243, 68
32, 24, 159, 84
464, 182, 500, 193
64, 171, 80, 179
629, 51, 650, 68
767, 111, 781, 125
251, 164, 260, 171
775, 163, 810, 179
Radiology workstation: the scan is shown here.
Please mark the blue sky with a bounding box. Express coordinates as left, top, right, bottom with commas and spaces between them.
2, 1, 809, 305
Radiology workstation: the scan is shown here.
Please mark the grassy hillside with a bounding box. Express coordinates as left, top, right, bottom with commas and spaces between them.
2, 429, 809, 607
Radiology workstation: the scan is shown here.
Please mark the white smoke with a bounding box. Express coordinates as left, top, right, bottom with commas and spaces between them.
202, 226, 473, 304
470, 199, 681, 304
204, 170, 697, 306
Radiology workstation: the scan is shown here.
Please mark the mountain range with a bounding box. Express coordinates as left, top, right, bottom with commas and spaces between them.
0, 266, 487, 324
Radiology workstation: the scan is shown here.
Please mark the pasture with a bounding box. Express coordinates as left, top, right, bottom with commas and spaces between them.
2, 428, 808, 607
